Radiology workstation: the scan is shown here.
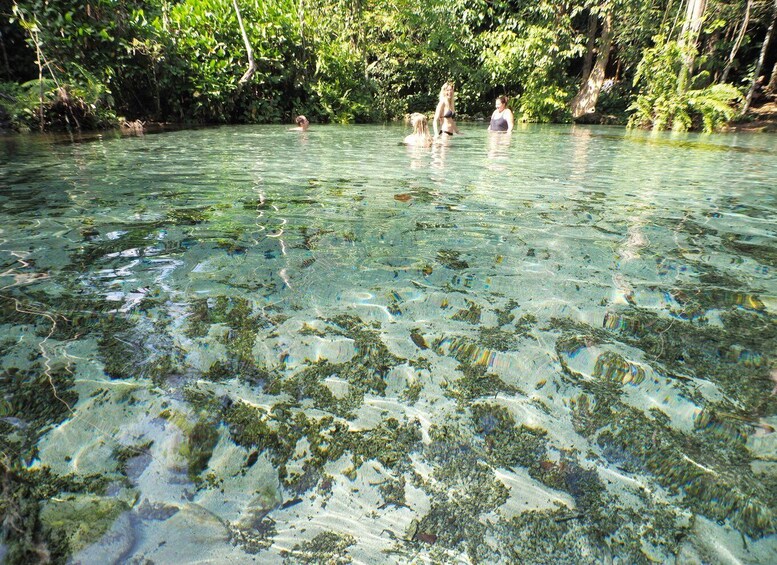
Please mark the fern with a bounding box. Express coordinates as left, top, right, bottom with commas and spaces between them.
628, 39, 743, 132
686, 83, 742, 133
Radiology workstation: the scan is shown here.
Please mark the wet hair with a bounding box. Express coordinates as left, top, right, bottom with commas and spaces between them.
410, 112, 429, 135
497, 95, 508, 106
295, 115, 308, 126
407, 112, 432, 145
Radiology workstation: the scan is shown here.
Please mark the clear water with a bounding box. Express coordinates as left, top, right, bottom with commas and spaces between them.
1, 124, 776, 564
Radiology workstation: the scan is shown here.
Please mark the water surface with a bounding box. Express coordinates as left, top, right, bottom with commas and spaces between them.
1, 124, 776, 564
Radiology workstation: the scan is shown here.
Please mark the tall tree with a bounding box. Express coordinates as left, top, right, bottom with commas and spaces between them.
720, 0, 752, 83
232, 0, 257, 84
678, 0, 707, 91
742, 0, 777, 113
768, 51, 777, 91
571, 9, 613, 119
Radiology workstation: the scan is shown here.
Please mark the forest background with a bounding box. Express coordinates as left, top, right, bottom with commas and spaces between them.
1, 0, 776, 133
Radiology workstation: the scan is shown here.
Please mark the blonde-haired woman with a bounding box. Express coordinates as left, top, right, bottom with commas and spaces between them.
433, 82, 460, 138
403, 113, 433, 147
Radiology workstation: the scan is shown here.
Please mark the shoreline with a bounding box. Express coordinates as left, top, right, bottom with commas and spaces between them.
2, 114, 777, 139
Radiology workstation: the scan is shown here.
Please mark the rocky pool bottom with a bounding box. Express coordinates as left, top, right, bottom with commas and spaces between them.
1, 282, 775, 564
1, 124, 776, 564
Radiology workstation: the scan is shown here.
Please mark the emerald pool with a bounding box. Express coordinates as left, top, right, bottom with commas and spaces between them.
1, 124, 775, 563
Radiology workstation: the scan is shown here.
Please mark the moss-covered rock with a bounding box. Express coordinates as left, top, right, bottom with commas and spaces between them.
40, 494, 128, 554
281, 531, 356, 564
444, 363, 519, 401
181, 418, 220, 481
470, 403, 548, 470
0, 462, 113, 563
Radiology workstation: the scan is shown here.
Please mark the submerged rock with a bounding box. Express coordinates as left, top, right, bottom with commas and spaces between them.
40, 494, 128, 555
69, 511, 135, 565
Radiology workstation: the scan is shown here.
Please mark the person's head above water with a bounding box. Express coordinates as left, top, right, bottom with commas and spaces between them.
293, 115, 309, 131
410, 113, 429, 133
404, 112, 432, 146
489, 95, 514, 133
439, 82, 454, 103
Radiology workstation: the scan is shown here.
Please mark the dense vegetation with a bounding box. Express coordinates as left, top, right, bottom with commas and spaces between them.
1, 0, 776, 132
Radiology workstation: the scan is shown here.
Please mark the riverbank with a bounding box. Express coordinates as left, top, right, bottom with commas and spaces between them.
3, 100, 776, 137
725, 98, 777, 133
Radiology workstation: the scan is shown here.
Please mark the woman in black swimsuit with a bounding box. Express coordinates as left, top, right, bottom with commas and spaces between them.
488, 95, 514, 133
434, 82, 460, 138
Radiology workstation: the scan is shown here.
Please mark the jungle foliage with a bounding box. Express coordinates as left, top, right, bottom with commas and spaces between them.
1, 0, 776, 131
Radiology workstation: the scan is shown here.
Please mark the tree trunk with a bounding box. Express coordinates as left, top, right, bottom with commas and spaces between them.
0, 29, 11, 79
232, 0, 257, 84
680, 0, 707, 42
720, 0, 752, 83
299, 0, 305, 43
678, 0, 707, 91
580, 13, 598, 84
660, 0, 675, 33
162, 1, 170, 32
768, 56, 777, 92
36, 39, 44, 132
571, 11, 613, 119
742, 0, 777, 114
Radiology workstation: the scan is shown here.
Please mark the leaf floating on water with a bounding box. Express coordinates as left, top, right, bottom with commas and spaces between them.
394, 193, 413, 202
281, 497, 303, 509
437, 249, 469, 270
405, 519, 419, 541
414, 531, 437, 544
410, 329, 428, 350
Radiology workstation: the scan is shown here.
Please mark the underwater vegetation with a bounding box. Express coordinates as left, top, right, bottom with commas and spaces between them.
436, 249, 469, 271
280, 531, 355, 564
0, 461, 117, 564
557, 302, 777, 539
1, 173, 776, 565
0, 365, 77, 462
4, 275, 773, 562
444, 363, 520, 402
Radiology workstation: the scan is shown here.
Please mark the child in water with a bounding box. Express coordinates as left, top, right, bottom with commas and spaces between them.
290, 115, 309, 131
403, 113, 433, 147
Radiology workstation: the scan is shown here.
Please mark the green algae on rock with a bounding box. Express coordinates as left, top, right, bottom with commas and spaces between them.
40, 494, 129, 555
281, 531, 356, 564
451, 301, 482, 324
436, 249, 469, 270
444, 364, 520, 402
182, 418, 220, 481
0, 462, 114, 564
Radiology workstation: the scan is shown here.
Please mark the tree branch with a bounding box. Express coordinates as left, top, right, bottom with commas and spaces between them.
232, 0, 257, 84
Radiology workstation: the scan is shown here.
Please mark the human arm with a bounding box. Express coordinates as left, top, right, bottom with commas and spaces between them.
505, 109, 514, 134
433, 101, 443, 137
